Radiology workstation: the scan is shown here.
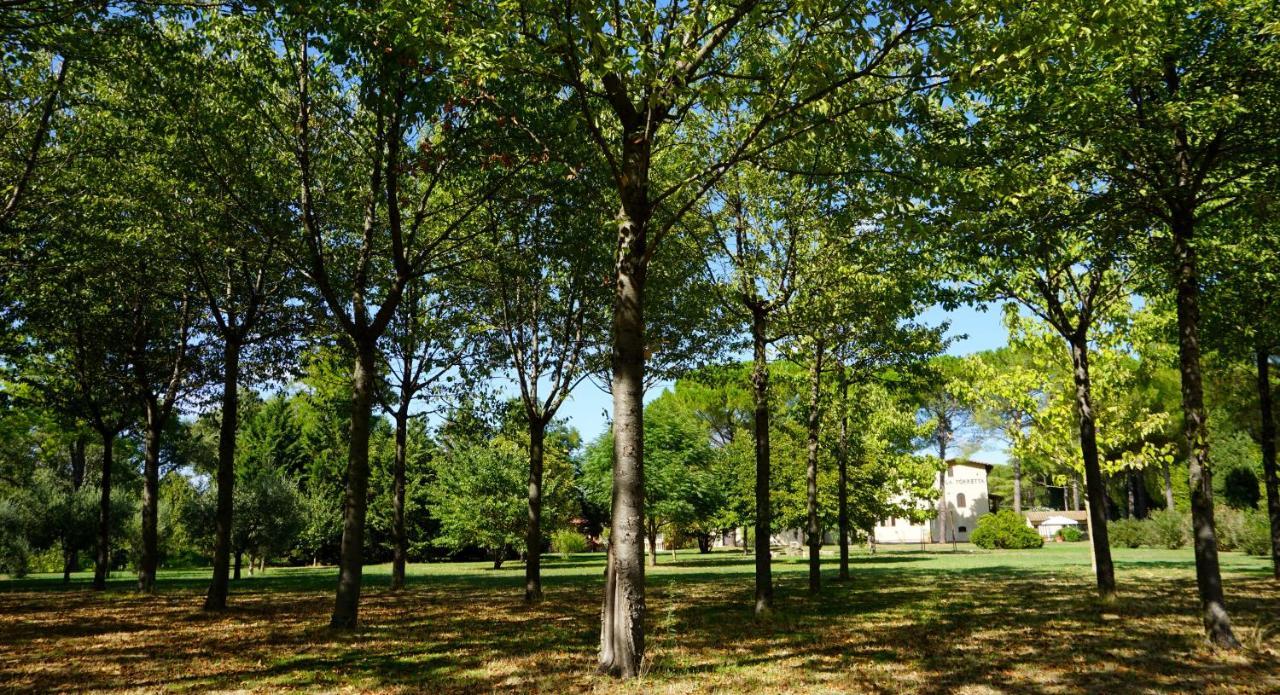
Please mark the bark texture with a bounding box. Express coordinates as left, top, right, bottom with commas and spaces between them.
330, 343, 377, 628
1069, 337, 1117, 602
750, 308, 773, 614
805, 339, 824, 593
598, 138, 648, 676
525, 417, 546, 601
1257, 350, 1280, 580
93, 431, 114, 591
836, 367, 850, 581
205, 339, 240, 610
1172, 215, 1239, 647
391, 404, 410, 591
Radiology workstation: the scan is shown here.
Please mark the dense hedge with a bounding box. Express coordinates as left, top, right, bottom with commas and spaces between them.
1106, 508, 1271, 554
972, 510, 1044, 549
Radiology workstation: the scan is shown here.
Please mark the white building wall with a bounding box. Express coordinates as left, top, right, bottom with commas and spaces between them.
874, 462, 991, 544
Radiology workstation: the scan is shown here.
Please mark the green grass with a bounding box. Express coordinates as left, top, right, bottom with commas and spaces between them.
2, 544, 1278, 692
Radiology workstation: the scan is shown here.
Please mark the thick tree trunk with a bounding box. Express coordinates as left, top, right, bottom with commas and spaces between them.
806, 339, 824, 594
492, 547, 505, 570
1256, 350, 1280, 580
750, 308, 773, 613
391, 405, 409, 592
525, 416, 546, 601
205, 339, 240, 610
1012, 460, 1022, 515
330, 342, 377, 628
836, 366, 850, 581
93, 431, 114, 591
1172, 214, 1239, 647
138, 401, 162, 593
1068, 336, 1117, 602
597, 151, 648, 677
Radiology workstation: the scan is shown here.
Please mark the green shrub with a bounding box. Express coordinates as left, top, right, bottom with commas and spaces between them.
1056, 526, 1085, 542
550, 529, 588, 559
1215, 506, 1247, 552
1148, 509, 1189, 549
971, 510, 1043, 549
1239, 510, 1272, 557
1107, 518, 1148, 548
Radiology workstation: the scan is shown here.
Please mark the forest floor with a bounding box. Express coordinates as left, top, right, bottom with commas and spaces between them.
1, 544, 1278, 693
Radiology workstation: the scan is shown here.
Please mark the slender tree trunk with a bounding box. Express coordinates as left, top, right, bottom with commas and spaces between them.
65, 437, 86, 582
806, 339, 824, 594
836, 366, 850, 581
1012, 459, 1023, 515
1257, 350, 1280, 580
525, 416, 547, 601
330, 341, 377, 628
93, 431, 114, 591
647, 521, 658, 567
233, 550, 242, 580
1172, 214, 1239, 647
1126, 471, 1136, 519
205, 339, 240, 610
750, 308, 773, 614
1068, 336, 1117, 602
937, 444, 948, 544
1072, 475, 1081, 512
391, 405, 409, 591
492, 547, 504, 570
138, 401, 162, 593
598, 145, 648, 677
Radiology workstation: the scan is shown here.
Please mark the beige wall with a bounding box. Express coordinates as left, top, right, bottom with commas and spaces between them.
874, 463, 991, 544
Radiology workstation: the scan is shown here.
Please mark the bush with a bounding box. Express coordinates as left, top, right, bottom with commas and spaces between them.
1215, 506, 1248, 552
1056, 526, 1085, 542
971, 510, 1044, 549
1148, 509, 1189, 549
550, 529, 588, 559
1107, 518, 1148, 548
1239, 510, 1272, 557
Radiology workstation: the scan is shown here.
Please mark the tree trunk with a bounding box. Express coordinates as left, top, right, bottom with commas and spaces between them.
391, 404, 409, 592
836, 366, 850, 581
205, 339, 240, 610
93, 431, 114, 591
330, 341, 377, 629
492, 547, 504, 570
1068, 336, 1117, 602
65, 437, 86, 582
138, 400, 162, 593
647, 519, 658, 567
1257, 350, 1280, 580
525, 416, 546, 601
937, 447, 948, 545
1012, 459, 1022, 515
597, 146, 648, 677
806, 338, 824, 594
750, 307, 773, 614
1126, 470, 1136, 519
1172, 214, 1239, 647
1163, 460, 1175, 511
233, 550, 242, 580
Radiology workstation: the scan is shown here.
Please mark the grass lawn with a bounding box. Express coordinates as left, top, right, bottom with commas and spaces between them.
1, 544, 1278, 693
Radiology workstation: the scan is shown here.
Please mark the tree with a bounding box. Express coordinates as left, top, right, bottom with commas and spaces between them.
507, 1, 942, 674
268, 3, 516, 628
958, 0, 1278, 646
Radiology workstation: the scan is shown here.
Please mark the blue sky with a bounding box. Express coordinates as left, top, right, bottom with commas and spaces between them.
548, 303, 1013, 463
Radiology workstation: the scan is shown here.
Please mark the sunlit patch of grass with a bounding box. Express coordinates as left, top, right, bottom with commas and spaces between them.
0, 545, 1277, 692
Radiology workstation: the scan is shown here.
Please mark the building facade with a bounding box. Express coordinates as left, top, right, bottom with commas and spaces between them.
873, 460, 993, 544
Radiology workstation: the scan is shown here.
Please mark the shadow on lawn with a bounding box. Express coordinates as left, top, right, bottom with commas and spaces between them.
0, 555, 1277, 693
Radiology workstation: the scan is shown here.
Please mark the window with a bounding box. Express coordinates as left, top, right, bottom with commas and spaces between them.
956, 493, 966, 509
947, 466, 953, 477
958, 526, 967, 533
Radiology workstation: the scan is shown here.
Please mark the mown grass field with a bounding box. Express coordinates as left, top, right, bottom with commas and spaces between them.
2, 544, 1278, 693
